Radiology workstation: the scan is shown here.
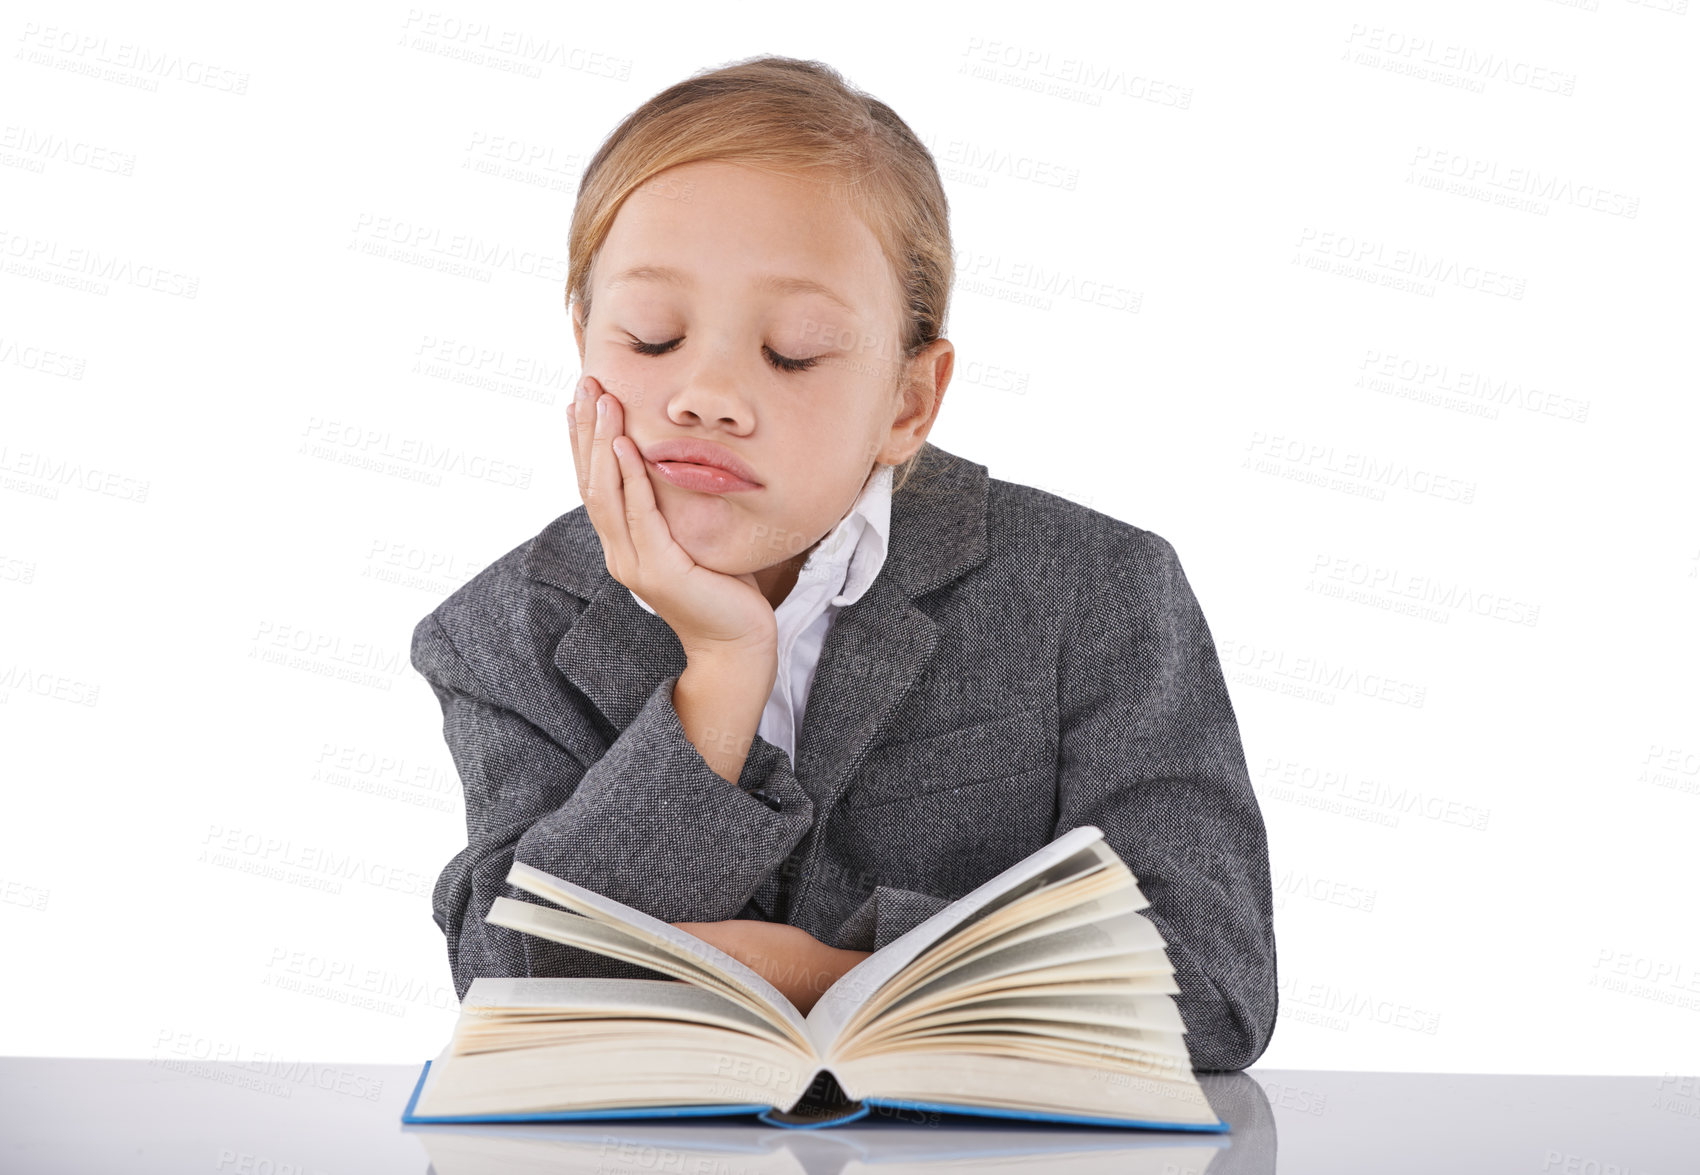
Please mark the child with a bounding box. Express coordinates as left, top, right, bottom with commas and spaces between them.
411, 55, 1276, 1071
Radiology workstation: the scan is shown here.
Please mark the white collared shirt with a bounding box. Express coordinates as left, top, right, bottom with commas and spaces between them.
628, 463, 894, 766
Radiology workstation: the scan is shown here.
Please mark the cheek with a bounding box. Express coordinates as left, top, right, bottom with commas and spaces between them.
589, 355, 658, 417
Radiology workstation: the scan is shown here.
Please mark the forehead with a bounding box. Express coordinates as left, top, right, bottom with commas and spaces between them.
594, 160, 893, 317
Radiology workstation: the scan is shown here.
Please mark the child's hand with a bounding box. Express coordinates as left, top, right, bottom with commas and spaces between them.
670, 919, 871, 1016
569, 375, 778, 657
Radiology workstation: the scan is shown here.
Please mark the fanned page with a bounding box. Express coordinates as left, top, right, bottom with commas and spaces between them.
803, 824, 1110, 1052
484, 899, 766, 1017
455, 976, 797, 1050
494, 860, 811, 1052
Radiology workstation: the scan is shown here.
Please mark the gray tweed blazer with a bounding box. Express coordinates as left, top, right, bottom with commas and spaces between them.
410, 441, 1277, 1070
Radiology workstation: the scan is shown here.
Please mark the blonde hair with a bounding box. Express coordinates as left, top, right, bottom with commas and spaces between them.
567, 55, 953, 495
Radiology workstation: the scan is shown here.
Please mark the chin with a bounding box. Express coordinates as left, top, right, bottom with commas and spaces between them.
657, 503, 769, 576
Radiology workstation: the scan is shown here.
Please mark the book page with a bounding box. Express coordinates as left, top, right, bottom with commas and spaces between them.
457, 976, 795, 1049
486, 898, 739, 996
854, 875, 1139, 1014
412, 1029, 813, 1118
884, 989, 1188, 1036
897, 917, 1167, 1004
500, 862, 811, 1050
905, 953, 1179, 1000
835, 1051, 1221, 1128
803, 824, 1109, 1052
831, 908, 1172, 1056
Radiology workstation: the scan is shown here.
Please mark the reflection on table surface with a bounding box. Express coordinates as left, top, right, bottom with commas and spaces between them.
2, 1059, 1696, 1174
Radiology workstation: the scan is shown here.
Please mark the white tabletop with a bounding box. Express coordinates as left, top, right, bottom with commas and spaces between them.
2, 1058, 1696, 1173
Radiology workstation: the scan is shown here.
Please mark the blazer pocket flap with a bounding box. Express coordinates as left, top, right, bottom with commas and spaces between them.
846, 709, 1052, 808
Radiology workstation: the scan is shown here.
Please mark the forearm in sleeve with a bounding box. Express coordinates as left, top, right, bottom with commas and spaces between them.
1056, 528, 1278, 1072
832, 883, 956, 953
414, 613, 816, 999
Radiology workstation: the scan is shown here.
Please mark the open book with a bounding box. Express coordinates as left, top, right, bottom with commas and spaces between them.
401, 824, 1228, 1132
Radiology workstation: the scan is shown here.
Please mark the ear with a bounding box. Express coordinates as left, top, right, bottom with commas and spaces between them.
880, 338, 954, 466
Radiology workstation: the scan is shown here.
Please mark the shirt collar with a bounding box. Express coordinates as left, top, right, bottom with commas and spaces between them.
626, 462, 893, 616
813, 460, 893, 608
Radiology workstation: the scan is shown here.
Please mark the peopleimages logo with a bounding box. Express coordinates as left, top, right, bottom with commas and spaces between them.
15, 23, 252, 94
1292, 227, 1526, 300
151, 1029, 384, 1101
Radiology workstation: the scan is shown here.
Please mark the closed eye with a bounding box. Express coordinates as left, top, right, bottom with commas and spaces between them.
626, 336, 820, 374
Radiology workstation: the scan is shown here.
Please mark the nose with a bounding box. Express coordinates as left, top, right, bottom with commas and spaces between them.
665, 343, 757, 431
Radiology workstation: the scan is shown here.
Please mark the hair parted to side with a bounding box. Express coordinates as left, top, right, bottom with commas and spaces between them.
567, 54, 954, 495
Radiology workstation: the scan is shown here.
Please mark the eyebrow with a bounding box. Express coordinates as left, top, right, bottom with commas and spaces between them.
604, 263, 856, 314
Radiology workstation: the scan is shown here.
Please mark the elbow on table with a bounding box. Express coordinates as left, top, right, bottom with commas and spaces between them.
1188, 1008, 1275, 1072
1181, 954, 1278, 1072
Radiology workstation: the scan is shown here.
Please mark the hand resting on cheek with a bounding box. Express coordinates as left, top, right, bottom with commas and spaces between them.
568, 373, 778, 658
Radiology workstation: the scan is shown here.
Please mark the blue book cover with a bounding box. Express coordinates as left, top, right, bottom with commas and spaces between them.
401, 1057, 1232, 1132
398, 1104, 1240, 1175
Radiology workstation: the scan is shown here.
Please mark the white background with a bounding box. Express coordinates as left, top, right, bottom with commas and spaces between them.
2, 0, 1696, 1076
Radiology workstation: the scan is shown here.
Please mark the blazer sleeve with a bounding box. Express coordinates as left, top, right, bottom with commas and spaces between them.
1055, 524, 1277, 1071
833, 883, 955, 954
412, 610, 816, 1001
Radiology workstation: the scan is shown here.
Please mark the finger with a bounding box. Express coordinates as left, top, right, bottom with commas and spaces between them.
576, 378, 610, 540
589, 384, 639, 572
566, 382, 582, 497
568, 376, 591, 500
576, 376, 601, 501
611, 424, 674, 565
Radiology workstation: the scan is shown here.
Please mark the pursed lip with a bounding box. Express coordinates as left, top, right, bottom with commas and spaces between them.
638, 438, 763, 486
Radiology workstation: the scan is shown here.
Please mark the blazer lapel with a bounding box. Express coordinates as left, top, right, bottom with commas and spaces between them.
526, 442, 990, 805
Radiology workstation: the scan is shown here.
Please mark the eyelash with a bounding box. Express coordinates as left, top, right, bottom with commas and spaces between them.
625, 336, 820, 374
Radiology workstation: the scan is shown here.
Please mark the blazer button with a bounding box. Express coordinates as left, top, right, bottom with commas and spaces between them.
747, 787, 782, 811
